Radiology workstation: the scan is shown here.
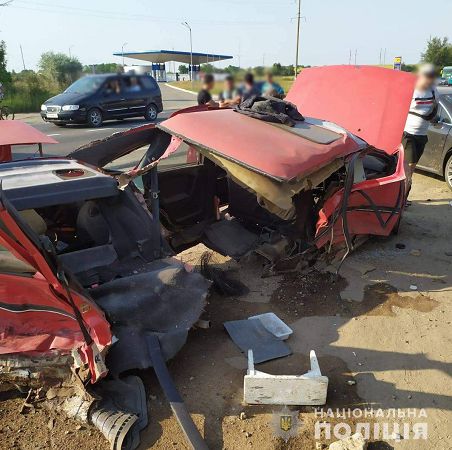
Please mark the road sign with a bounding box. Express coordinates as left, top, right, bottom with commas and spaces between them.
393, 56, 402, 71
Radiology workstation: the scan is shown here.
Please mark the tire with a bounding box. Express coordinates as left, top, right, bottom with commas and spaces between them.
445, 153, 452, 191
144, 104, 158, 122
87, 108, 103, 128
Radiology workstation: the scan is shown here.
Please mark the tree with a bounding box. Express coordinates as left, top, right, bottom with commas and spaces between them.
224, 65, 242, 76
421, 36, 452, 68
84, 62, 120, 74
38, 52, 83, 88
178, 64, 189, 74
254, 66, 265, 77
0, 40, 12, 85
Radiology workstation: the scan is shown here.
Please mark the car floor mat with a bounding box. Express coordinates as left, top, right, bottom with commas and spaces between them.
224, 318, 292, 363
203, 219, 258, 259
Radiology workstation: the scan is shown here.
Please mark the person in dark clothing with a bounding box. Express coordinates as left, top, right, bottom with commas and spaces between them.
241, 72, 260, 101
197, 73, 218, 106
218, 75, 242, 108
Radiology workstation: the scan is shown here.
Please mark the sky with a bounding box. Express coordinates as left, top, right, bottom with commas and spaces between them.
1, 0, 451, 72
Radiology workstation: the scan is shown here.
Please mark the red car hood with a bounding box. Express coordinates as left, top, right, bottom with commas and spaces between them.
286, 65, 416, 154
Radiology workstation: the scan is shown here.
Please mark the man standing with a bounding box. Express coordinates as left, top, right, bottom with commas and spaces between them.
403, 64, 439, 203
197, 73, 218, 107
218, 75, 242, 108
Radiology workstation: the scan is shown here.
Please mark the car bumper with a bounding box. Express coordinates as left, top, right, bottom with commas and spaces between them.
40, 109, 87, 124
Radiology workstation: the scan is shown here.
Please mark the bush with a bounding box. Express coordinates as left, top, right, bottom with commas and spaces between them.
4, 70, 59, 113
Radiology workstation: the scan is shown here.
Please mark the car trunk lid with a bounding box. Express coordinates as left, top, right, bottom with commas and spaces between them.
285, 65, 416, 154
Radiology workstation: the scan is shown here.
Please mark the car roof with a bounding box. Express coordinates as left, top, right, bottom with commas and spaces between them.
159, 108, 362, 181
83, 73, 152, 79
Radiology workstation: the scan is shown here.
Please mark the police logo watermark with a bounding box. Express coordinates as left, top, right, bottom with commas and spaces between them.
271, 407, 302, 442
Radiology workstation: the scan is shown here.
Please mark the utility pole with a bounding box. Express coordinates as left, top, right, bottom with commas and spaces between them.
383, 48, 387, 65
348, 49, 352, 65
121, 42, 127, 69
19, 44, 26, 70
182, 22, 193, 82
294, 0, 301, 79
379, 48, 382, 65
354, 49, 357, 65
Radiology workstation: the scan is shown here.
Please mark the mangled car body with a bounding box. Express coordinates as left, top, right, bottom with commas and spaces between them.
0, 66, 415, 449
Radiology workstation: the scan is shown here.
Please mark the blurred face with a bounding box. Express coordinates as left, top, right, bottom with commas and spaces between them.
266, 73, 273, 83
417, 72, 435, 90
225, 78, 234, 90
205, 80, 214, 90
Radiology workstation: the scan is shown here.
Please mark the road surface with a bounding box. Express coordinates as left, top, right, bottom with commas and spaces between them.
15, 83, 197, 166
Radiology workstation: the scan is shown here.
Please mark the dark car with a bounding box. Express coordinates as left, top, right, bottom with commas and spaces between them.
417, 93, 452, 190
40, 73, 163, 128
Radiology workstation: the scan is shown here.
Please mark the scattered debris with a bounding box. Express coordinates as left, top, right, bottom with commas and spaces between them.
244, 349, 328, 405
409, 285, 418, 291
328, 433, 366, 450
224, 319, 291, 363
200, 251, 248, 296
239, 412, 247, 420
47, 418, 55, 430
410, 249, 421, 256
346, 380, 356, 386
248, 313, 293, 340
195, 319, 211, 329
395, 243, 406, 250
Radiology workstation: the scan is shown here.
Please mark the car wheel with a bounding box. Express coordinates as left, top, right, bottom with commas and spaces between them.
144, 104, 158, 122
87, 108, 103, 128
445, 153, 452, 191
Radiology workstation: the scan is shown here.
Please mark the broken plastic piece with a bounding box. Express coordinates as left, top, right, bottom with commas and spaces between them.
244, 349, 328, 405
248, 313, 293, 340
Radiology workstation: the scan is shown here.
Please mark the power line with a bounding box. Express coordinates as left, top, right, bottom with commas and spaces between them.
11, 0, 287, 27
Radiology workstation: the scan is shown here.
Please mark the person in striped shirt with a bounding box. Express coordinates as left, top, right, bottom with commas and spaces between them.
403, 64, 439, 204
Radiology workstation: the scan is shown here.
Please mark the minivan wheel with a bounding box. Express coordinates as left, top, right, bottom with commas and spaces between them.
87, 108, 103, 128
445, 153, 452, 191
144, 104, 158, 122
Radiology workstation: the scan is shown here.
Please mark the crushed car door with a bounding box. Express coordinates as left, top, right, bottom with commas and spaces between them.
0, 187, 111, 377
315, 149, 406, 250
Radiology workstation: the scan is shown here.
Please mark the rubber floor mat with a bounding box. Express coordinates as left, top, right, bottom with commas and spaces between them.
224, 318, 292, 363
203, 219, 258, 258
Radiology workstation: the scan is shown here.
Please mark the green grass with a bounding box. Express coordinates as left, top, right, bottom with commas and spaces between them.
3, 91, 54, 114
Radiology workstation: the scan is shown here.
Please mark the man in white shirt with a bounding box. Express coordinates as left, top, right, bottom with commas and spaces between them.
403, 64, 439, 203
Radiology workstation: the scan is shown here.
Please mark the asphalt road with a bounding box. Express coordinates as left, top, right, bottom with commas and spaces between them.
16, 83, 197, 163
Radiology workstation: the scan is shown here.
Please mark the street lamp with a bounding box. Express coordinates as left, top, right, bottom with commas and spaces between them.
121, 42, 128, 69
181, 21, 193, 82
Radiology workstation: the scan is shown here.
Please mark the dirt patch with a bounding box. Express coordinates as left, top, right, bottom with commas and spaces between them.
271, 270, 438, 319
0, 389, 106, 450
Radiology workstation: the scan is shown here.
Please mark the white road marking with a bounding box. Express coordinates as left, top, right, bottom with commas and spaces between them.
85, 128, 113, 133
46, 133, 61, 137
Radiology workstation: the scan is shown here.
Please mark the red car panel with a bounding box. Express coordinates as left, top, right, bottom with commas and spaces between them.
286, 65, 416, 154
159, 108, 361, 181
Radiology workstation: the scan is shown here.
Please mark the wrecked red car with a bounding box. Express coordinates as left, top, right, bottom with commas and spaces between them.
0, 66, 415, 449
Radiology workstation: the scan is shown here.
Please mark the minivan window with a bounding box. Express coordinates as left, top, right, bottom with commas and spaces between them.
124, 76, 143, 93
141, 76, 157, 90
64, 76, 105, 95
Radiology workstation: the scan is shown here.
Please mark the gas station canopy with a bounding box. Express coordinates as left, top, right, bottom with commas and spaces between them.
113, 49, 233, 65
